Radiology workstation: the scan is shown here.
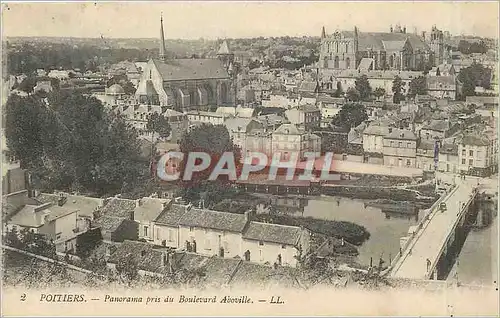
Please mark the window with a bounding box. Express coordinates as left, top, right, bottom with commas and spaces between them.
189, 227, 194, 232
469, 150, 474, 157
56, 232, 62, 240
168, 229, 174, 242
407, 142, 411, 148
259, 241, 264, 246
406, 159, 411, 166
462, 149, 466, 156
156, 228, 160, 240
398, 142, 403, 148
144, 226, 149, 237
469, 159, 473, 166
281, 245, 286, 249
462, 159, 466, 164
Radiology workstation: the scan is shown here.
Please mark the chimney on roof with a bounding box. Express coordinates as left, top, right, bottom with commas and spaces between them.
244, 210, 251, 222
162, 200, 170, 209
58, 193, 67, 206
388, 127, 393, 133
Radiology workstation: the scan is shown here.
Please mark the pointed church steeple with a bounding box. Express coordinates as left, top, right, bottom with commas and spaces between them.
321, 26, 326, 39
159, 14, 167, 61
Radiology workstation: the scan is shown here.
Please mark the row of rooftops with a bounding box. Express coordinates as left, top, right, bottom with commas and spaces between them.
97, 197, 305, 247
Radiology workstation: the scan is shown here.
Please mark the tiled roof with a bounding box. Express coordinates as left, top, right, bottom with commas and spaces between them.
154, 204, 188, 226
153, 58, 230, 81
382, 40, 407, 51
107, 240, 175, 274
224, 118, 257, 133
273, 123, 302, 135
243, 221, 302, 246
422, 120, 449, 132
427, 76, 456, 87
439, 144, 458, 155
363, 124, 389, 136
385, 128, 417, 141
461, 134, 491, 146
134, 198, 170, 222
36, 193, 104, 218
93, 216, 125, 234
178, 208, 248, 232
417, 141, 435, 151
101, 197, 136, 219
8, 204, 77, 228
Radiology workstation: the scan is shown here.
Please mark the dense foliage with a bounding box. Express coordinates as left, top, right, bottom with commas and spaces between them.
457, 62, 492, 100
331, 103, 368, 131
177, 123, 242, 207
4, 91, 145, 196
254, 214, 371, 246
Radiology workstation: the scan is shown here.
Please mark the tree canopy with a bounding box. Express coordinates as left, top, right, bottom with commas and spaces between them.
177, 123, 242, 207
331, 103, 368, 131
392, 76, 405, 104
345, 87, 360, 102
146, 113, 172, 139
407, 76, 427, 99
457, 62, 492, 100
5, 91, 145, 196
355, 75, 372, 101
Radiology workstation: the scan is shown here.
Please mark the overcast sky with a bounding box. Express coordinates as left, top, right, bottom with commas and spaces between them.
2, 2, 499, 39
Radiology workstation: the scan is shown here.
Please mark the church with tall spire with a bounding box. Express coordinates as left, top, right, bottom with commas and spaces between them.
135, 16, 235, 111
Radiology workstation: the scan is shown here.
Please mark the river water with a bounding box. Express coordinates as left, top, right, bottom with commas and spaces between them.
289, 195, 497, 284
297, 196, 426, 266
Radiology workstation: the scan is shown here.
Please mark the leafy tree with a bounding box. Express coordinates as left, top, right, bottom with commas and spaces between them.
355, 75, 372, 101
373, 87, 386, 100
178, 123, 242, 207
392, 76, 404, 104
5, 91, 144, 197
146, 113, 171, 139
457, 62, 491, 100
4, 95, 46, 168
17, 76, 37, 94
407, 76, 427, 99
345, 87, 360, 102
331, 103, 368, 131
334, 81, 344, 97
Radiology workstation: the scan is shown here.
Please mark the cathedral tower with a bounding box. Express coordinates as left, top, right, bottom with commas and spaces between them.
430, 25, 444, 66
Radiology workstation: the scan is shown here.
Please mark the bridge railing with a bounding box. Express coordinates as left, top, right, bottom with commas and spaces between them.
382, 184, 460, 277
424, 186, 478, 280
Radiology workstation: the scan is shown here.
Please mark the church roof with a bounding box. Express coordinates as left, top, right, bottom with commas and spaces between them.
152, 58, 230, 81
382, 39, 408, 51
218, 40, 231, 55
333, 31, 430, 52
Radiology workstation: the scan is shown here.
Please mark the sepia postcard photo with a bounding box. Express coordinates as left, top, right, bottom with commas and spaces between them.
0, 1, 499, 316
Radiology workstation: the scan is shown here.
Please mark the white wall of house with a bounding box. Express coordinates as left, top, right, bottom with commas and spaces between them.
179, 226, 242, 258
153, 224, 180, 248
438, 153, 459, 173
54, 212, 78, 241
363, 134, 384, 153
241, 239, 299, 267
